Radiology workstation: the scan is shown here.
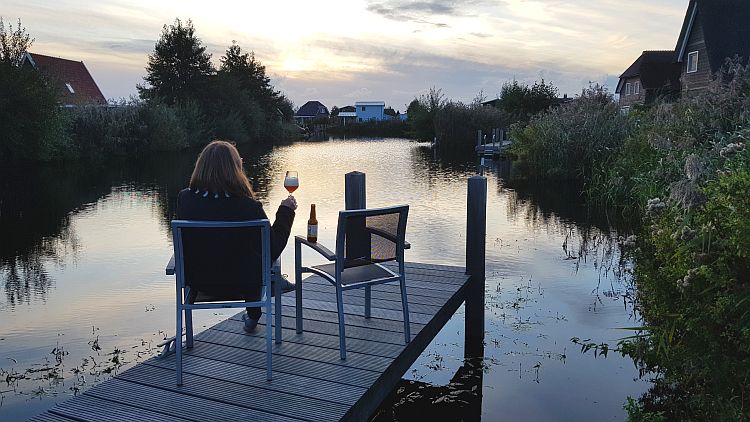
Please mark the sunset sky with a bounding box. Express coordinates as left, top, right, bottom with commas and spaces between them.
5, 0, 689, 111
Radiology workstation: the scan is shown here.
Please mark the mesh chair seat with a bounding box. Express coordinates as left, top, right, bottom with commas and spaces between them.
311, 261, 395, 286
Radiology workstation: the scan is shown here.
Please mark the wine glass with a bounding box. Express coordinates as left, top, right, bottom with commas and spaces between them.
284, 171, 299, 196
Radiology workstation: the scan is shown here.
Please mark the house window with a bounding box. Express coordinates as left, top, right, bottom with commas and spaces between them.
687, 51, 699, 73
634, 82, 640, 95
621, 106, 630, 115
625, 83, 632, 96
361, 106, 366, 111
65, 83, 75, 94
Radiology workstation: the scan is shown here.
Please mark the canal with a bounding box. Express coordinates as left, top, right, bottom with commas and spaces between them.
0, 138, 648, 420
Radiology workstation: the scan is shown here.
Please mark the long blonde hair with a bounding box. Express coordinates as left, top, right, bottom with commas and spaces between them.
189, 140, 254, 198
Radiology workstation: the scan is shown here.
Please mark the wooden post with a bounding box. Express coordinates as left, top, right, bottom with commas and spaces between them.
476, 129, 482, 147
345, 171, 371, 318
465, 176, 486, 358
345, 172, 366, 210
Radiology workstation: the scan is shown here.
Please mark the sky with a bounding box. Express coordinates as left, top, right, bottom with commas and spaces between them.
4, 0, 689, 111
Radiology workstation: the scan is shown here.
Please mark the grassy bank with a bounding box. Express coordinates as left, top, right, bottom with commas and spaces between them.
508, 62, 750, 419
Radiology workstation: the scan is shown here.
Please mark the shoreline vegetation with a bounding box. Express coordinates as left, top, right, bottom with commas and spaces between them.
507, 61, 750, 420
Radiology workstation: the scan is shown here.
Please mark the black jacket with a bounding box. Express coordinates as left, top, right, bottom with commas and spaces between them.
176, 188, 295, 297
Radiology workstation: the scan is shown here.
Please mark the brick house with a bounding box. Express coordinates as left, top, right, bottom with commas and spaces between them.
22, 52, 107, 106
616, 51, 681, 113
674, 0, 750, 94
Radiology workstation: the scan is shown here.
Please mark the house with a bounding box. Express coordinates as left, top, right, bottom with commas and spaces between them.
383, 107, 398, 121
355, 101, 385, 122
481, 98, 500, 108
294, 101, 329, 125
616, 51, 681, 112
336, 105, 357, 125
674, 0, 750, 93
22, 52, 107, 106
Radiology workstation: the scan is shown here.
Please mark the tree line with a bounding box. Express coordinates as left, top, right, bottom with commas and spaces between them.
0, 18, 297, 162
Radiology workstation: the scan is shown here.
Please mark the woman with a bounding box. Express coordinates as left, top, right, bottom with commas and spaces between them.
176, 140, 296, 332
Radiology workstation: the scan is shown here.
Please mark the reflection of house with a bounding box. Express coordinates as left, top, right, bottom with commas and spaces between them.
355, 101, 385, 121
337, 105, 357, 125
22, 52, 107, 107
616, 51, 681, 113
294, 101, 329, 125
674, 0, 750, 94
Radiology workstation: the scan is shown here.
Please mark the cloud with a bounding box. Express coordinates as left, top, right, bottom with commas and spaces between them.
366, 1, 457, 27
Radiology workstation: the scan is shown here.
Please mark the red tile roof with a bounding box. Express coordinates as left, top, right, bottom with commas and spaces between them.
26, 53, 107, 106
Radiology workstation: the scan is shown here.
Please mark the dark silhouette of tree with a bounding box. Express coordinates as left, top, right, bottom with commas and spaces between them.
497, 79, 558, 122
139, 18, 214, 105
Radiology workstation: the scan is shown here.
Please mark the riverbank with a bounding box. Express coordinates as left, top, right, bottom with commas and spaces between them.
508, 63, 750, 419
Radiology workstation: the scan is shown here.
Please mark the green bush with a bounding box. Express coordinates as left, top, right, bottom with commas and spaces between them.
509, 85, 631, 182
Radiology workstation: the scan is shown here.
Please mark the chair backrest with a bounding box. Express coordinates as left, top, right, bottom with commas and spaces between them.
171, 220, 271, 298
335, 205, 408, 269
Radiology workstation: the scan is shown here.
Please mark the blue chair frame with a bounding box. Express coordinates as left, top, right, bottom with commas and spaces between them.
295, 205, 409, 360
170, 219, 276, 385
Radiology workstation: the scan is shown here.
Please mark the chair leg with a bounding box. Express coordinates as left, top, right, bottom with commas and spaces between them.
364, 285, 371, 318
183, 289, 193, 349
266, 296, 273, 381
176, 287, 183, 386
274, 268, 282, 344
399, 275, 411, 344
336, 285, 347, 360
295, 241, 303, 334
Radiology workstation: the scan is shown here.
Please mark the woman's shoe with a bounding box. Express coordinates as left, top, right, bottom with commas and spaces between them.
242, 313, 259, 333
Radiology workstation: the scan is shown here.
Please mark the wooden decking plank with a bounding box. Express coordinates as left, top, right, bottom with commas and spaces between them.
247, 305, 427, 335
84, 378, 304, 422
26, 413, 77, 422
195, 330, 393, 372
50, 394, 190, 422
213, 321, 404, 358
118, 364, 349, 422
177, 342, 380, 387
228, 312, 418, 345
302, 273, 466, 294
301, 281, 450, 306
144, 354, 365, 405
292, 288, 443, 316
280, 297, 433, 324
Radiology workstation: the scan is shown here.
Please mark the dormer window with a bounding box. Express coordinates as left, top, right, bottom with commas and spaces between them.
687, 51, 698, 73
65, 83, 75, 94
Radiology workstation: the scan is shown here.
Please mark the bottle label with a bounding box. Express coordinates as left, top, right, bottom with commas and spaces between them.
307, 224, 318, 238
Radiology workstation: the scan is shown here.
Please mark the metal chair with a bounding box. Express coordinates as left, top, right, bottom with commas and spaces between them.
295, 205, 409, 360
170, 219, 278, 385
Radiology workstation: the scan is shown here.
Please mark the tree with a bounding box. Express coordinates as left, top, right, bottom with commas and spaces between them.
0, 18, 67, 161
139, 19, 214, 105
220, 42, 275, 100
498, 79, 558, 123
0, 18, 33, 66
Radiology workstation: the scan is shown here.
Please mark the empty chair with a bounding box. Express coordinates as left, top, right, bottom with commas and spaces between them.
170, 219, 277, 384
294, 205, 409, 360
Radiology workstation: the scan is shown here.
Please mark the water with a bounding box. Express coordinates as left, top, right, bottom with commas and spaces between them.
0, 138, 648, 420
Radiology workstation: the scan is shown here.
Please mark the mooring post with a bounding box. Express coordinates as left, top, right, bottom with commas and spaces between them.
465, 176, 487, 358
344, 171, 371, 317
477, 129, 482, 147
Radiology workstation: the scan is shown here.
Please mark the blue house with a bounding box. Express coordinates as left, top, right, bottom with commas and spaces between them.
355, 101, 385, 122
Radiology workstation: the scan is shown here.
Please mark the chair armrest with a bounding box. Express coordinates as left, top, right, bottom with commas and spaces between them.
166, 254, 175, 276
295, 236, 336, 261
366, 227, 411, 249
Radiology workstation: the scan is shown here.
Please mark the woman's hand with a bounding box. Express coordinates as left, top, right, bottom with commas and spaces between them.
281, 195, 298, 211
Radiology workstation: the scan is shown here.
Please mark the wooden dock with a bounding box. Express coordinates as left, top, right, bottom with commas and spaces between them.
29, 261, 470, 422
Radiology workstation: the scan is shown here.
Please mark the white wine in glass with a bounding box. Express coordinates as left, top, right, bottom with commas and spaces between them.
284, 171, 299, 195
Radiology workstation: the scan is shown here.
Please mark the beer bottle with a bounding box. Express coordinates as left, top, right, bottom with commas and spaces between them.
307, 204, 318, 242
